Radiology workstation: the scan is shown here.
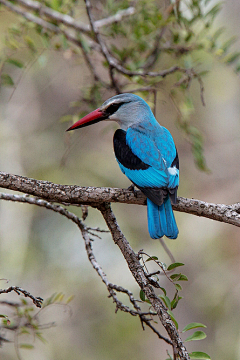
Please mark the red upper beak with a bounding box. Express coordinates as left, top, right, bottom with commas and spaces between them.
66, 108, 105, 131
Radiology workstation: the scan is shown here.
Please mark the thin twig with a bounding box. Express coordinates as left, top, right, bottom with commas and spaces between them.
0, 192, 173, 344
0, 286, 43, 308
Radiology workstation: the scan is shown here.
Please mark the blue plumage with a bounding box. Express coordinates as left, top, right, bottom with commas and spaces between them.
67, 93, 179, 239
112, 95, 179, 239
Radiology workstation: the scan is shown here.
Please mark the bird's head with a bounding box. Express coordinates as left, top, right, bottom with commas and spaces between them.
66, 93, 153, 132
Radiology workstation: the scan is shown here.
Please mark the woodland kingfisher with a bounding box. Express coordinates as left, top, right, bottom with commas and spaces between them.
67, 93, 179, 239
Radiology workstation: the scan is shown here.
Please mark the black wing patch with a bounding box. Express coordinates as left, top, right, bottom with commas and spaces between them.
171, 148, 179, 170
137, 185, 178, 206
114, 129, 178, 206
113, 129, 150, 170
137, 186, 168, 205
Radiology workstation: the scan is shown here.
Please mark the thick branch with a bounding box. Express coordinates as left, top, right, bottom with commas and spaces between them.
0, 172, 239, 227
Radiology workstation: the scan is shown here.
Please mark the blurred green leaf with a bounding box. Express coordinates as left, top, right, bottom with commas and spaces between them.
170, 273, 188, 281
1, 73, 14, 86
183, 323, 207, 332
185, 331, 207, 342
159, 295, 171, 310
159, 286, 167, 296
167, 262, 184, 271
175, 283, 182, 291
224, 52, 240, 64
167, 309, 178, 329
189, 352, 211, 359
19, 344, 34, 349
139, 289, 145, 301
5, 58, 24, 68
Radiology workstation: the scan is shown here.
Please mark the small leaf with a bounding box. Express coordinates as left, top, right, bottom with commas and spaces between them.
5, 58, 24, 68
66, 295, 75, 304
19, 344, 34, 349
36, 332, 47, 344
170, 273, 182, 281
171, 296, 182, 310
167, 262, 184, 271
159, 295, 171, 310
171, 274, 188, 281
146, 256, 158, 262
140, 289, 145, 301
224, 52, 240, 64
159, 286, 167, 296
183, 322, 207, 333
185, 331, 207, 342
167, 309, 178, 329
1, 73, 14, 86
178, 274, 188, 281
175, 283, 182, 291
189, 351, 211, 359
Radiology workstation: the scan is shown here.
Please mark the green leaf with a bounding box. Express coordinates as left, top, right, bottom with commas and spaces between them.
159, 286, 167, 296
224, 52, 240, 64
189, 351, 211, 359
5, 58, 24, 68
171, 295, 182, 310
167, 309, 178, 329
170, 273, 188, 281
221, 36, 237, 53
146, 256, 158, 262
167, 262, 184, 271
140, 289, 145, 301
175, 283, 182, 291
66, 295, 75, 304
183, 322, 207, 332
36, 332, 47, 344
178, 274, 188, 281
159, 295, 171, 310
19, 344, 34, 349
1, 73, 14, 86
24, 36, 37, 52
185, 331, 207, 342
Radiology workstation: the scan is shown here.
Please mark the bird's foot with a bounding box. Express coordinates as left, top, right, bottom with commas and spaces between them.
127, 183, 135, 192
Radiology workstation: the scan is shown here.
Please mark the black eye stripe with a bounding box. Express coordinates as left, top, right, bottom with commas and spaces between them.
105, 102, 125, 116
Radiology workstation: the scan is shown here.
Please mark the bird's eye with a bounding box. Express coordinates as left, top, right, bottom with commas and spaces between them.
106, 102, 124, 116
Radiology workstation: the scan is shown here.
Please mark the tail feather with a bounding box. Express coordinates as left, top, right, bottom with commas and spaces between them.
147, 197, 178, 239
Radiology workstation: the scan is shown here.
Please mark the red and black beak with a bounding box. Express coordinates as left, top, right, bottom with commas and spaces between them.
66, 108, 106, 131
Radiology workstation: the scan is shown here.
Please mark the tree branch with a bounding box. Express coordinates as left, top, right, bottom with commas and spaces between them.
0, 286, 43, 308
98, 203, 190, 360
0, 171, 239, 227
0, 192, 172, 345
1, 0, 135, 36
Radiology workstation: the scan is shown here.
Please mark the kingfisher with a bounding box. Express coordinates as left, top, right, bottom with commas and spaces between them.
67, 93, 179, 239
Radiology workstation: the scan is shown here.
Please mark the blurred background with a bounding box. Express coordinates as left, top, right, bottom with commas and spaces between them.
1, 0, 240, 359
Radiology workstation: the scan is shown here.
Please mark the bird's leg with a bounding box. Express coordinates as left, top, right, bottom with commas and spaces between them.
127, 183, 138, 198
127, 183, 135, 191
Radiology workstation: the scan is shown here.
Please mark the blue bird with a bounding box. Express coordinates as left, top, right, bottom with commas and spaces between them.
67, 93, 179, 239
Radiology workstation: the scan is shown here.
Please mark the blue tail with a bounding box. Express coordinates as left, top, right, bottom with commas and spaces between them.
147, 197, 178, 239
